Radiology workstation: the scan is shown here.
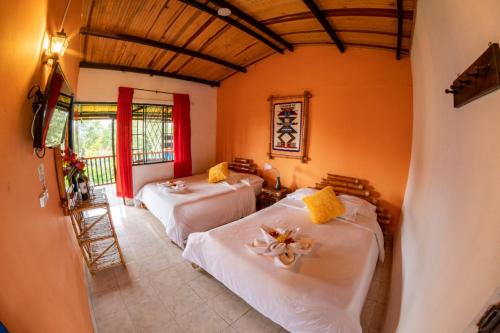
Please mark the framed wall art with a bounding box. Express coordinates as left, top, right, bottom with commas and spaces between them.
268, 91, 311, 163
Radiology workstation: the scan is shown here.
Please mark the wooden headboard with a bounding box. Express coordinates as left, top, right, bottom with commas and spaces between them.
316, 174, 392, 226
228, 157, 258, 175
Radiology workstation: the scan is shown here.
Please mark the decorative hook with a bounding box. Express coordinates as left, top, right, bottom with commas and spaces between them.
467, 71, 480, 78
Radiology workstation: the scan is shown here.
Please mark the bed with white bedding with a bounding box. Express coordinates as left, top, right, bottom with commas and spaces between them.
182, 190, 384, 333
135, 171, 264, 247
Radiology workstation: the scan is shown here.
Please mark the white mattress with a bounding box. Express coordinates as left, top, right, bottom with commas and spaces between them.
183, 196, 383, 333
135, 172, 263, 247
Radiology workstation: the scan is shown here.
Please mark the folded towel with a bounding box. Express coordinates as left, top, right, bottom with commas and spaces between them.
246, 225, 314, 269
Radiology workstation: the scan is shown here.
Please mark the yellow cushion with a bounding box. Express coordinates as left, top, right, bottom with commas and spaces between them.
208, 162, 229, 183
302, 186, 345, 224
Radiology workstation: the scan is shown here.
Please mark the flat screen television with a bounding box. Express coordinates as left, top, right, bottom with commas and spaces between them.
32, 63, 73, 154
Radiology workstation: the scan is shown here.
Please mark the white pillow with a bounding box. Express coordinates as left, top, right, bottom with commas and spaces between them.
337, 194, 376, 221
228, 171, 264, 186
224, 171, 243, 185
287, 188, 318, 200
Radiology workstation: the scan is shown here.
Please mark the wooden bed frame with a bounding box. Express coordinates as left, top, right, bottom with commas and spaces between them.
315, 174, 392, 226
228, 157, 258, 175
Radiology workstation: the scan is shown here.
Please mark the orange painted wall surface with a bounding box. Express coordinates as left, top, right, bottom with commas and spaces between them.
0, 1, 94, 332
217, 46, 412, 218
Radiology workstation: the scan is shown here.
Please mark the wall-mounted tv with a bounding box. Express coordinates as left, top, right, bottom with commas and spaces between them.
32, 63, 73, 154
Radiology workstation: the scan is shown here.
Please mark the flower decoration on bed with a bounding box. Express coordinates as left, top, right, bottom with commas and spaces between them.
246, 225, 314, 269
157, 180, 187, 193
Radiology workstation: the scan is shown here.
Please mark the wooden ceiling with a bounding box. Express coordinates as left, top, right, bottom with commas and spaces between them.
81, 0, 416, 86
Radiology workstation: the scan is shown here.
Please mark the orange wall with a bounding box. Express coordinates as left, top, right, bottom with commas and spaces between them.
217, 46, 412, 219
0, 1, 94, 332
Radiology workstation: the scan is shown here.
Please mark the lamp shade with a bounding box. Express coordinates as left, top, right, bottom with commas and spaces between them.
263, 162, 273, 171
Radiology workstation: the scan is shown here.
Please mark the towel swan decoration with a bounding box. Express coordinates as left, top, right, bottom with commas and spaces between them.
246, 225, 314, 268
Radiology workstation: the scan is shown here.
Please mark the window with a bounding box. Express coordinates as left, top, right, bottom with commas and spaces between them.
73, 102, 174, 165
132, 104, 174, 165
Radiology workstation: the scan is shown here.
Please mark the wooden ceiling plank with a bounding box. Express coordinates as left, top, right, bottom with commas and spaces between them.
292, 41, 409, 53
145, 0, 171, 38
301, 0, 345, 52
178, 0, 284, 54
287, 30, 411, 47
155, 6, 208, 70
162, 15, 217, 71
208, 0, 294, 51
262, 8, 414, 25
172, 22, 231, 74
146, 3, 189, 69
80, 61, 220, 86
80, 28, 246, 72
396, 0, 403, 60
226, 0, 415, 21
280, 28, 410, 38
218, 50, 275, 82
82, 0, 96, 60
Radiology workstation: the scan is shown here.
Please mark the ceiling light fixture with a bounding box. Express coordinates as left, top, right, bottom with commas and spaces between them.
217, 7, 231, 17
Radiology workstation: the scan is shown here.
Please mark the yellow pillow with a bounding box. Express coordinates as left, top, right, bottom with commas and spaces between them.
208, 162, 229, 183
302, 186, 345, 224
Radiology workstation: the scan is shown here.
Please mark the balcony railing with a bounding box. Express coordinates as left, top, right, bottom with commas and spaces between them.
83, 150, 174, 186
84, 155, 116, 186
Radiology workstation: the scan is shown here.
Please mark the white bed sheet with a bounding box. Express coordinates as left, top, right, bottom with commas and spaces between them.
135, 172, 263, 247
183, 197, 383, 333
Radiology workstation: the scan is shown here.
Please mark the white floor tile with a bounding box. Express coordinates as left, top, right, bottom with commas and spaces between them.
93, 287, 127, 321
156, 283, 205, 317
208, 289, 251, 324
90, 268, 118, 294
126, 297, 174, 332
97, 309, 137, 333
119, 278, 157, 307
188, 273, 227, 301
176, 303, 229, 333
232, 309, 281, 333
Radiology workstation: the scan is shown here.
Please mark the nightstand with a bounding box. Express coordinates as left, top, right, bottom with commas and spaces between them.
258, 187, 290, 210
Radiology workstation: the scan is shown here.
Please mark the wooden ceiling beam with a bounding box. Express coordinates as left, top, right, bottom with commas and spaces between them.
80, 62, 220, 87
80, 28, 246, 73
396, 0, 403, 60
178, 0, 284, 54
301, 0, 345, 53
208, 0, 294, 51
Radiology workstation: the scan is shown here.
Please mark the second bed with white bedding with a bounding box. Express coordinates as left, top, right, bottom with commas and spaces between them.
135, 172, 263, 247
183, 194, 384, 333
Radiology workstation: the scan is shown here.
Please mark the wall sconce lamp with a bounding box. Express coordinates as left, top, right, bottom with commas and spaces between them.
42, 30, 69, 64
263, 163, 282, 190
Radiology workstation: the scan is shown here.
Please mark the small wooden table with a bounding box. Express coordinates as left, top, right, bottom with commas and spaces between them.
258, 187, 290, 210
69, 189, 125, 273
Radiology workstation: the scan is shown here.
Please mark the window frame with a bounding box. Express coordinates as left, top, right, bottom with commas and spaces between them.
73, 102, 174, 166
131, 103, 174, 166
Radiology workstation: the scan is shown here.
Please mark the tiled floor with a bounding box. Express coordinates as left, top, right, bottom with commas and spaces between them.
87, 198, 391, 333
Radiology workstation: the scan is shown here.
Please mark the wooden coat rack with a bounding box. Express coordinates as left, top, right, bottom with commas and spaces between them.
445, 43, 500, 108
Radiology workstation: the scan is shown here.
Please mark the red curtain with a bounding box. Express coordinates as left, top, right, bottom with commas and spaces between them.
41, 73, 63, 146
173, 94, 192, 178
116, 87, 134, 198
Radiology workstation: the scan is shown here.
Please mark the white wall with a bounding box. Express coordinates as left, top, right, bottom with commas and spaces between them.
385, 1, 500, 332
76, 68, 217, 193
